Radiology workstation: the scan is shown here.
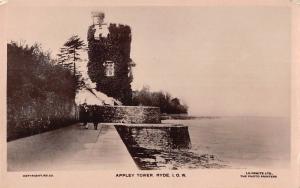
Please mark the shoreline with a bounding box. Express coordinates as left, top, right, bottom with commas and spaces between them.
160, 114, 220, 120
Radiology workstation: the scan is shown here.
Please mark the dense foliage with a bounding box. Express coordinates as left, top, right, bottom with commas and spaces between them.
132, 86, 188, 114
7, 41, 77, 141
57, 35, 86, 90
87, 23, 133, 105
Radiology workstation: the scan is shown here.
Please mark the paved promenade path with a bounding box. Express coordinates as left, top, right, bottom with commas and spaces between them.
7, 123, 137, 171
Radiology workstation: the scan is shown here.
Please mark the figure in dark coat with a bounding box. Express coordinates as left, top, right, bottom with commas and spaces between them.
80, 103, 89, 129
91, 106, 99, 130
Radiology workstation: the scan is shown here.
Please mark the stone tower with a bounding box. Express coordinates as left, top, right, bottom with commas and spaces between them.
87, 12, 135, 105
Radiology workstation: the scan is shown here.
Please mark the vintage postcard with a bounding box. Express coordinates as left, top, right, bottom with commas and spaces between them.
1, 0, 299, 188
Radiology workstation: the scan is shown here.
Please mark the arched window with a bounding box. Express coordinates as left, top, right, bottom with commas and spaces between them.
103, 61, 115, 77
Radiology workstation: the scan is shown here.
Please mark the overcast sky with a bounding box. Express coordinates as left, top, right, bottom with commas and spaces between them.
6, 6, 291, 116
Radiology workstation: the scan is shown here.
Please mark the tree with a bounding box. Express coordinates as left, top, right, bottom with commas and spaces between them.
57, 35, 86, 90
7, 41, 77, 140
57, 47, 69, 66
132, 86, 188, 114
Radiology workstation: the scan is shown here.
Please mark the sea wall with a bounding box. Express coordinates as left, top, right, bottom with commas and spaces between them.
85, 106, 161, 124
115, 124, 191, 150
114, 124, 192, 170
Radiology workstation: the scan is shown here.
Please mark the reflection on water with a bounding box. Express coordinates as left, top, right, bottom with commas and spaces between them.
115, 124, 227, 170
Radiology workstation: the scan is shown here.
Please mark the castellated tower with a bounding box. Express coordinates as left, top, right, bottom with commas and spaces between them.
87, 12, 135, 105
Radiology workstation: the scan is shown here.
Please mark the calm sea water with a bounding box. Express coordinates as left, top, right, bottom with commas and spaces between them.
163, 116, 290, 169
114, 116, 290, 169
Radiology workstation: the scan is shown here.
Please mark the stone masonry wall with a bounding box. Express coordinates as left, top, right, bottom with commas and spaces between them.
8, 100, 79, 141
86, 106, 161, 124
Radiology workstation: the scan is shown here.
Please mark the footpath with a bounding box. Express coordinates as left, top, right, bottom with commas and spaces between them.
7, 123, 136, 171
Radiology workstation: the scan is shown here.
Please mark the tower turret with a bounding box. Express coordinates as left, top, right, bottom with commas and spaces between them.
87, 12, 134, 105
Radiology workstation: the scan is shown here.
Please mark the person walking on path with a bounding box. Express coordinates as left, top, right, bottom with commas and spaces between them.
80, 103, 89, 129
92, 106, 99, 130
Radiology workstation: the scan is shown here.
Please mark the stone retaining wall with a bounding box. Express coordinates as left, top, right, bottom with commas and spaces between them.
84, 106, 161, 124
114, 124, 191, 169
8, 101, 79, 141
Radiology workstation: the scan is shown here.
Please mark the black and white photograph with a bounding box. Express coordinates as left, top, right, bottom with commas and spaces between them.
1, 1, 299, 188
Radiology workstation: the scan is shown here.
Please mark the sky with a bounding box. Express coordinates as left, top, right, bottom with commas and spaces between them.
6, 6, 291, 117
